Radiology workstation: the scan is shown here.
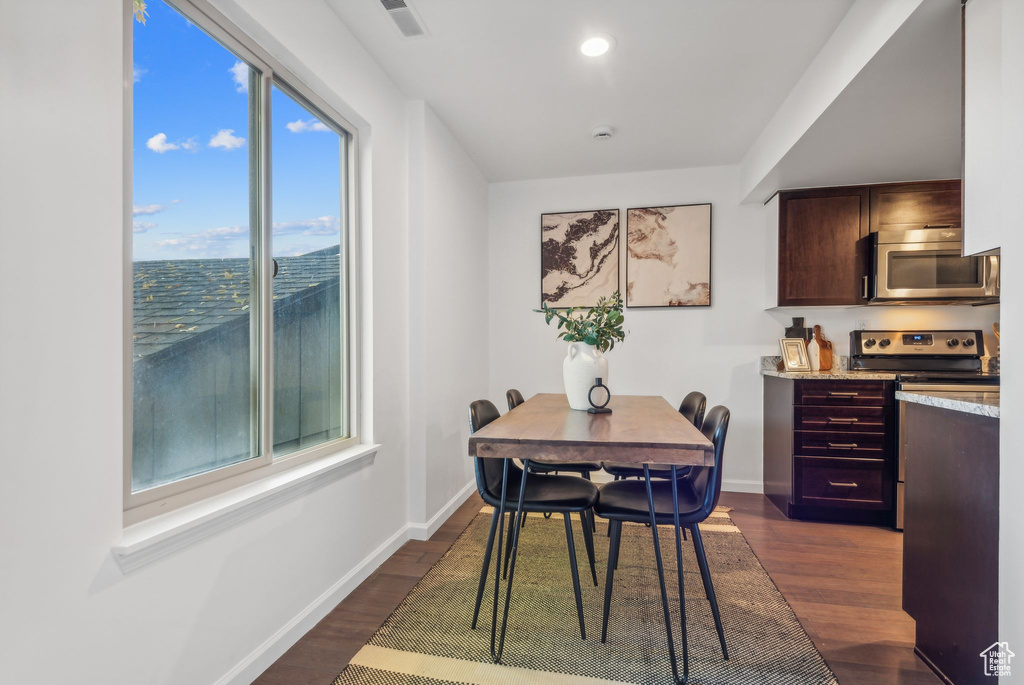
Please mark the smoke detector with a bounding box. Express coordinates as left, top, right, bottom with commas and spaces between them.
592, 126, 614, 141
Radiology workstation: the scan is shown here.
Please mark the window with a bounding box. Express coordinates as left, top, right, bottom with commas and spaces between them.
128, 0, 357, 509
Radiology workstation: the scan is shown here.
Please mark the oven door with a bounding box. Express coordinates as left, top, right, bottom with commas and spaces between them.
875, 242, 999, 300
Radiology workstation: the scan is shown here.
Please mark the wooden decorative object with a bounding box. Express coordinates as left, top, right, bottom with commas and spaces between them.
814, 325, 834, 371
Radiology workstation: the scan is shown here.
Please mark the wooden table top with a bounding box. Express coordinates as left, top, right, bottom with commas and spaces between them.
468, 393, 714, 466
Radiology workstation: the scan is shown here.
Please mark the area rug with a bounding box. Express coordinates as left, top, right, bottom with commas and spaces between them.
335, 507, 837, 685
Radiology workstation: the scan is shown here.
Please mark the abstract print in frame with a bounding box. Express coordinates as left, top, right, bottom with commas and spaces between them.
626, 203, 712, 307
540, 209, 619, 308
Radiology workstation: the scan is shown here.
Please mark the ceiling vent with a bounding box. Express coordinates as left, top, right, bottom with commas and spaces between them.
380, 0, 427, 38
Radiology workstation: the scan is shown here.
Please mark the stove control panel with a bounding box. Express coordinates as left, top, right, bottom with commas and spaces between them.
851, 330, 984, 356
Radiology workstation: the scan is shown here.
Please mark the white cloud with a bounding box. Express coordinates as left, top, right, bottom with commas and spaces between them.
133, 204, 165, 216
209, 128, 245, 150
133, 64, 148, 83
154, 225, 248, 255
196, 225, 248, 240
286, 119, 331, 133
146, 132, 179, 153
133, 221, 157, 234
273, 216, 340, 236
155, 237, 189, 248
229, 61, 248, 93
180, 137, 199, 151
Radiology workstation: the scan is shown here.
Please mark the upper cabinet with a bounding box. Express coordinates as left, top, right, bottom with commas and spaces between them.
963, 0, 1006, 255
869, 181, 961, 233
768, 180, 963, 307
776, 186, 870, 307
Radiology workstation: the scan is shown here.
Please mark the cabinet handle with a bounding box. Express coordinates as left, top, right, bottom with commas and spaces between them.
828, 442, 859, 449
924, 224, 953, 229
828, 481, 858, 488
827, 417, 858, 423
828, 391, 859, 397
863, 275, 869, 299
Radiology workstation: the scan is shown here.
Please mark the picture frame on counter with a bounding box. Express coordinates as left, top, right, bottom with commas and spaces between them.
779, 338, 811, 372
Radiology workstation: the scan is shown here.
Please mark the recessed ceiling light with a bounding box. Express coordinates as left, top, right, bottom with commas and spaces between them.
580, 34, 614, 57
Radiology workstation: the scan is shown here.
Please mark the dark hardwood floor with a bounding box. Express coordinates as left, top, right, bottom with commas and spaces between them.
255, 492, 938, 684
723, 492, 939, 685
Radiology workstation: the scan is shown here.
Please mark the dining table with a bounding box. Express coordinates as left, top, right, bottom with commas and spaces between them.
468, 393, 714, 683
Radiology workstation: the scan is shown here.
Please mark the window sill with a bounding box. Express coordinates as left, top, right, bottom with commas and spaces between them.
112, 442, 379, 573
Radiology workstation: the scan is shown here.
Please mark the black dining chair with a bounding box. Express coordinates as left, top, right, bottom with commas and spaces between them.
595, 405, 731, 682
601, 391, 706, 481
468, 399, 600, 655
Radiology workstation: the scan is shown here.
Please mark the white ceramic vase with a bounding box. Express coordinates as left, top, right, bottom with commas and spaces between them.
563, 342, 609, 411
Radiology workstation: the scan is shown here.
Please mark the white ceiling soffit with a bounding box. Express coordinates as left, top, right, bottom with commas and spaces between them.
325, 0, 855, 182
742, 0, 963, 202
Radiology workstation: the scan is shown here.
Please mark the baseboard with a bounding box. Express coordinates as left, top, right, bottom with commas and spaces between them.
215, 479, 477, 685
723, 478, 764, 494
215, 522, 413, 685
408, 480, 476, 541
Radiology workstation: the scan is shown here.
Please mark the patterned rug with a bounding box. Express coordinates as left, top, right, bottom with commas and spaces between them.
335, 507, 837, 684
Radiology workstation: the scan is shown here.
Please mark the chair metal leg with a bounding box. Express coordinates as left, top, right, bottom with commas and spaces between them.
562, 513, 587, 640
493, 459, 530, 663
670, 468, 689, 682
581, 473, 596, 532
612, 518, 622, 570
601, 519, 622, 643
490, 459, 510, 657
645, 465, 684, 684
691, 523, 728, 660
503, 508, 516, 579
579, 510, 598, 586
471, 508, 500, 629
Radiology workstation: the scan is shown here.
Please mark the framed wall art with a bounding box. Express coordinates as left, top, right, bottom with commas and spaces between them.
625, 203, 711, 307
540, 209, 619, 308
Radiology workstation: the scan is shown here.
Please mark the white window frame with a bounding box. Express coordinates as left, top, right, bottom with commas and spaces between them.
122, 0, 362, 520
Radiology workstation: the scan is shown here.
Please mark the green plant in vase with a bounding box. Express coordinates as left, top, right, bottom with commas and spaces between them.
535, 292, 626, 410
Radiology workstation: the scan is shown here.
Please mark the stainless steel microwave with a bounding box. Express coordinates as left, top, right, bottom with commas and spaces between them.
870, 228, 999, 303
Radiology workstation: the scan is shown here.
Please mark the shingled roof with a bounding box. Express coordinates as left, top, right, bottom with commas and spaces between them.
133, 245, 341, 360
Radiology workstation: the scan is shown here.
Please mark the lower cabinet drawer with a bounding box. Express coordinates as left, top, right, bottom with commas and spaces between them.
794, 431, 887, 459
795, 457, 887, 509
794, 405, 888, 433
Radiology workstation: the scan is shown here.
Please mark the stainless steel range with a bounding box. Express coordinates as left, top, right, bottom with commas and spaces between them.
849, 329, 999, 529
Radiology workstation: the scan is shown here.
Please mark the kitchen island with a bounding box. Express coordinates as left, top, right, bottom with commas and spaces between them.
899, 389, 999, 685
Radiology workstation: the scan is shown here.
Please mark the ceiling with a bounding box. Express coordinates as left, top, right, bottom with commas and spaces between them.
750, 0, 964, 201
325, 0, 856, 182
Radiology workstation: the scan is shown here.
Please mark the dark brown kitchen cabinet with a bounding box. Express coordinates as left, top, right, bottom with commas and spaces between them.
902, 401, 998, 685
763, 376, 895, 524
869, 180, 962, 233
777, 186, 870, 306
772, 179, 963, 307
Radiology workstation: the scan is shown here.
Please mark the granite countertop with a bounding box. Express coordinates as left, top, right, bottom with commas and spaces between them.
896, 390, 1000, 418
759, 356, 897, 381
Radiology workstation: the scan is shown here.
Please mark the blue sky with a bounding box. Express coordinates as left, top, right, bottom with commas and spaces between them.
133, 0, 342, 261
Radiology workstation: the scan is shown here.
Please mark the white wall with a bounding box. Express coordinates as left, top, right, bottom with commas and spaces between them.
408, 101, 488, 526
0, 1, 487, 684
989, 0, 1024, 658
487, 165, 999, 493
